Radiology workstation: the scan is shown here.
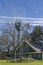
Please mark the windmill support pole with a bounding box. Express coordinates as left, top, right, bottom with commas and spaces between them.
18, 31, 20, 44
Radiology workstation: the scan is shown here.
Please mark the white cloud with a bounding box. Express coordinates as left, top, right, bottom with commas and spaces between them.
24, 20, 43, 24
30, 23, 43, 26
0, 16, 43, 26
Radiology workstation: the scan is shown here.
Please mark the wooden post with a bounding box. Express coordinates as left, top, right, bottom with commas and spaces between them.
15, 50, 16, 61
42, 52, 43, 60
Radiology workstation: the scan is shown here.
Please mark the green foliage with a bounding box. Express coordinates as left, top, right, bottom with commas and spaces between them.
30, 25, 43, 45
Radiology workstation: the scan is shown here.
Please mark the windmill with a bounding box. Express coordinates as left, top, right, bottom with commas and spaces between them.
15, 19, 21, 44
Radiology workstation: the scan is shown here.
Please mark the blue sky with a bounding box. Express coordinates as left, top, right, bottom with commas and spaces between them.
0, 0, 43, 18
0, 0, 43, 32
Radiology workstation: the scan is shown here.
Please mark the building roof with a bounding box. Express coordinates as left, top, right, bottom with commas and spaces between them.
14, 40, 42, 53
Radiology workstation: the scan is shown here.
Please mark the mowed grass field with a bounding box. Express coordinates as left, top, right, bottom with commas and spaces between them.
0, 60, 43, 65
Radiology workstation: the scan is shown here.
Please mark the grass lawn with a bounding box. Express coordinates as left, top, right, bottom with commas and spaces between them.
0, 60, 43, 65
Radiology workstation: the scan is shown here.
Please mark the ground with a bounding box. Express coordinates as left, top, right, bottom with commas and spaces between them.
0, 60, 43, 65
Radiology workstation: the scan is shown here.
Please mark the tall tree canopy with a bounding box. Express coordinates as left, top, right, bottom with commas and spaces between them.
30, 25, 43, 45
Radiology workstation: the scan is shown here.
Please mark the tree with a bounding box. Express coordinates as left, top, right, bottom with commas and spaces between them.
1, 22, 15, 52
30, 25, 43, 45
22, 23, 30, 41
24, 23, 30, 29
22, 31, 29, 40
0, 22, 16, 58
